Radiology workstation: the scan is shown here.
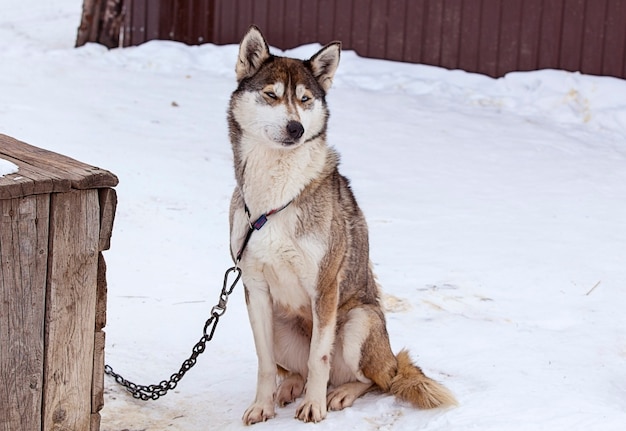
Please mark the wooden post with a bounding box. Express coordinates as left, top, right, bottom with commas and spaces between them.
76, 0, 124, 49
0, 134, 118, 431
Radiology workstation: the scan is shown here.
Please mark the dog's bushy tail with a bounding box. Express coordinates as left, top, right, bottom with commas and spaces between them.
388, 349, 458, 409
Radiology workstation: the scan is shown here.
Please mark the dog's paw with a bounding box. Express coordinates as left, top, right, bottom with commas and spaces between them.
295, 399, 327, 423
327, 388, 358, 411
276, 374, 305, 407
327, 382, 373, 411
242, 402, 276, 425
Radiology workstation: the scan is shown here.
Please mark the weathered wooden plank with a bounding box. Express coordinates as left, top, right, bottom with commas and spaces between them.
92, 331, 106, 414
90, 412, 101, 431
98, 188, 117, 251
0, 194, 49, 431
42, 189, 100, 431
96, 253, 108, 331
0, 134, 118, 194
0, 153, 72, 199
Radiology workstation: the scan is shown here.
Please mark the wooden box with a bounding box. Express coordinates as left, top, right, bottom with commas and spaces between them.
0, 134, 118, 431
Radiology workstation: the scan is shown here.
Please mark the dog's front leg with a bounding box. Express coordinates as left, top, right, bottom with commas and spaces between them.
295, 285, 338, 423
242, 282, 277, 425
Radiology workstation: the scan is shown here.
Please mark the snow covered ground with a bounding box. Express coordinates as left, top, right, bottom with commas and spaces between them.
2, 1, 626, 430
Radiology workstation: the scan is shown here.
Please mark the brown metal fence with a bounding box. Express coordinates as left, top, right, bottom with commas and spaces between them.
122, 0, 626, 80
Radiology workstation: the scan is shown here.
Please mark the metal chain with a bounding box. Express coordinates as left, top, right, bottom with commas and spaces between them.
104, 266, 242, 401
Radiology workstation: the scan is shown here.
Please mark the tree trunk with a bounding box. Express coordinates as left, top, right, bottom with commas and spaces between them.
76, 0, 124, 49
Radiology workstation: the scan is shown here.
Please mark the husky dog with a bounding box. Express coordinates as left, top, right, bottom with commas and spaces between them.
228, 26, 456, 425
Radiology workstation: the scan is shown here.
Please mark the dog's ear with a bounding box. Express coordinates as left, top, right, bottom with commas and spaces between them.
236, 25, 271, 82
309, 42, 341, 92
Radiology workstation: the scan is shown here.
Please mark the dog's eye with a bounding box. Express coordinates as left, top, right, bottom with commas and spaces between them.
301, 95, 310, 103
265, 91, 277, 99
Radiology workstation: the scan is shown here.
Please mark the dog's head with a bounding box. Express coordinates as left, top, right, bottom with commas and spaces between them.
229, 26, 341, 149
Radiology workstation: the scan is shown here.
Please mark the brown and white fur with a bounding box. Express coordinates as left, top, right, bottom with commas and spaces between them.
228, 26, 456, 425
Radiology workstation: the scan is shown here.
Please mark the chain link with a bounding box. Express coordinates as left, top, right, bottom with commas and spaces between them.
105, 266, 242, 401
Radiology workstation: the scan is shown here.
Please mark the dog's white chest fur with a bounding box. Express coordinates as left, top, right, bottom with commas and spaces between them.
230, 133, 330, 311
234, 206, 326, 312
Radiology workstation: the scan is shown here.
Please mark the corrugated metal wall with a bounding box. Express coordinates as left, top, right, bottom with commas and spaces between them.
122, 0, 626, 80
122, 0, 214, 46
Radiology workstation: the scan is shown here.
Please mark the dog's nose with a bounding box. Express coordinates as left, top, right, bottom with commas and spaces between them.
286, 121, 304, 140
